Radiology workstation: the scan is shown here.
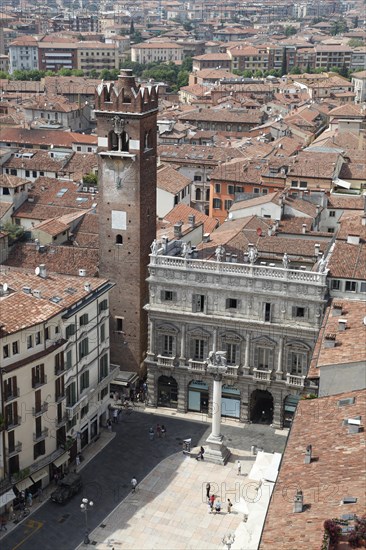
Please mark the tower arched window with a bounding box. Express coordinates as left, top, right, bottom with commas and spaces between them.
121, 131, 129, 152
109, 130, 118, 151
116, 234, 123, 245
195, 188, 201, 201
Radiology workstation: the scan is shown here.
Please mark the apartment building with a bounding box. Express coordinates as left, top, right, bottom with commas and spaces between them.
0, 268, 115, 502
38, 38, 78, 71
228, 45, 269, 74
77, 42, 118, 73
9, 36, 39, 73
131, 41, 184, 64
315, 45, 352, 70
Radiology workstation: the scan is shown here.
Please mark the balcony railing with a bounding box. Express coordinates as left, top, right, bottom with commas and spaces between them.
55, 414, 68, 428
157, 355, 175, 368
32, 402, 49, 417
6, 416, 21, 430
32, 375, 47, 389
56, 392, 66, 403
4, 388, 20, 402
226, 365, 240, 377
5, 441, 23, 458
5, 442, 22, 457
286, 373, 306, 387
253, 368, 272, 382
188, 359, 206, 372
33, 428, 49, 442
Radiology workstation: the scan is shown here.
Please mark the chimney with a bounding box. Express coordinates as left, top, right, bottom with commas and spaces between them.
362, 215, 366, 227
32, 289, 42, 299
302, 223, 307, 234
231, 254, 238, 263
275, 219, 280, 230
78, 269, 87, 277
304, 445, 312, 464
188, 214, 196, 228
161, 235, 169, 254
268, 226, 273, 237
338, 319, 347, 331
84, 282, 92, 292
347, 234, 360, 245
324, 333, 336, 348
316, 204, 321, 215
332, 302, 342, 316
174, 221, 183, 238
203, 233, 211, 243
314, 243, 320, 256
225, 253, 231, 262
293, 490, 303, 513
347, 417, 362, 434
39, 264, 47, 278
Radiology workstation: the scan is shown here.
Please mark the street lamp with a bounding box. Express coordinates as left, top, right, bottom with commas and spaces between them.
80, 497, 93, 545
222, 533, 235, 550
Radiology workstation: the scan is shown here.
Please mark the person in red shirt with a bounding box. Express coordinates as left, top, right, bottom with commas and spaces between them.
209, 494, 215, 512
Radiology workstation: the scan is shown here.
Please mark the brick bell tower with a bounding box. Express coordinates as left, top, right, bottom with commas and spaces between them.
95, 70, 158, 373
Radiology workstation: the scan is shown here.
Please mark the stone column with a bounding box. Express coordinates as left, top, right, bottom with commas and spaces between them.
211, 374, 222, 438
275, 337, 284, 381
179, 324, 186, 367
212, 328, 218, 353
177, 373, 186, 413
204, 355, 231, 466
146, 368, 157, 408
272, 391, 283, 429
243, 333, 251, 376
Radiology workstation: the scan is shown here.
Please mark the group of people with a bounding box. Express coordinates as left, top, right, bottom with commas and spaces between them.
149, 423, 167, 440
206, 483, 233, 514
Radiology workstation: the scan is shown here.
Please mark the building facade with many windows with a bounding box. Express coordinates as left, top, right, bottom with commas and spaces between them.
145, 246, 328, 429
0, 268, 116, 502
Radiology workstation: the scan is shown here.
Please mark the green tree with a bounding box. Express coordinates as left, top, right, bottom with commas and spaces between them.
0, 70, 10, 79
181, 56, 193, 72
120, 60, 145, 77
2, 222, 24, 242
57, 68, 72, 76
348, 38, 365, 48
290, 66, 302, 75
12, 69, 45, 81
83, 172, 98, 186
281, 48, 287, 76
88, 69, 99, 78
284, 25, 297, 37
330, 19, 348, 35
175, 70, 189, 89
99, 68, 119, 80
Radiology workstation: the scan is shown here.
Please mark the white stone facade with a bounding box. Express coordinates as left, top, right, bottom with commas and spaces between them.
145, 253, 328, 428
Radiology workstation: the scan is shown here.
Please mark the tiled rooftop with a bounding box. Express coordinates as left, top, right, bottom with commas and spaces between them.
0, 269, 108, 334
260, 389, 366, 550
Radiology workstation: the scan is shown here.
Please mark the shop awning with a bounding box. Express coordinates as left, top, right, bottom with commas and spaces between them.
30, 467, 49, 484
333, 177, 351, 190
0, 489, 16, 507
111, 372, 139, 387
52, 452, 70, 469
15, 477, 34, 492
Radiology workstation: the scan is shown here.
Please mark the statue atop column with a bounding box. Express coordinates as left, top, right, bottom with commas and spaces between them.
150, 239, 159, 256
282, 252, 290, 269
207, 351, 228, 379
215, 245, 225, 262
247, 243, 258, 265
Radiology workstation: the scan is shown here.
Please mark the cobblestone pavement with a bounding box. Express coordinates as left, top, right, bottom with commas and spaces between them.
1, 407, 288, 550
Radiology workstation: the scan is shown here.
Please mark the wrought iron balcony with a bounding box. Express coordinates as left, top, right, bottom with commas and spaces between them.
6, 416, 21, 430
5, 442, 22, 457
4, 387, 20, 402
55, 414, 68, 428
32, 375, 47, 389
32, 402, 49, 417
33, 428, 49, 442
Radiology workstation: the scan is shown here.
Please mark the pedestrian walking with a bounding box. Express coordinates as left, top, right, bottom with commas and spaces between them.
149, 427, 154, 441
227, 499, 233, 514
161, 425, 166, 438
131, 476, 137, 493
215, 499, 221, 514
156, 424, 162, 438
209, 494, 215, 512
113, 408, 118, 423
196, 446, 205, 460
76, 454, 81, 467
237, 460, 241, 476
0, 515, 7, 531
206, 483, 210, 500
107, 418, 112, 431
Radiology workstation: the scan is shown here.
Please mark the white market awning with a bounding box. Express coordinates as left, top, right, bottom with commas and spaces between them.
0, 489, 16, 507
31, 467, 49, 484
53, 452, 70, 469
333, 178, 351, 190
15, 477, 34, 492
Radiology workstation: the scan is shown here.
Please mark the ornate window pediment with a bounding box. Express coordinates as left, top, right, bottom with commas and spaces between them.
220, 331, 242, 344
187, 327, 211, 339
251, 335, 276, 347
285, 340, 311, 352
157, 323, 179, 335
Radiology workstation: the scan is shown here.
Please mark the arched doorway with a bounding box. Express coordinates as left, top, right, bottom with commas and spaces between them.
157, 375, 178, 409
188, 380, 208, 413
250, 389, 274, 424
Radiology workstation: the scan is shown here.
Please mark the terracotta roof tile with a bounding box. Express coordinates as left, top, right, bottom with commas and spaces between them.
157, 164, 191, 194
260, 389, 366, 550
162, 203, 218, 235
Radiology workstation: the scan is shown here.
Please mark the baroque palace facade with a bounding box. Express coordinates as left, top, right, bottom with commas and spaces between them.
145, 248, 328, 428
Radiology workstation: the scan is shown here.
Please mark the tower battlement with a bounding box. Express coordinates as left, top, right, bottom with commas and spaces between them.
95, 69, 158, 114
